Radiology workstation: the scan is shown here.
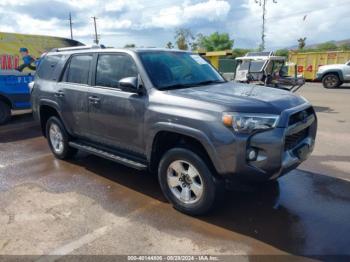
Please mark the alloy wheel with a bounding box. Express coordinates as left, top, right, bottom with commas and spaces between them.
49, 123, 64, 154
167, 160, 204, 204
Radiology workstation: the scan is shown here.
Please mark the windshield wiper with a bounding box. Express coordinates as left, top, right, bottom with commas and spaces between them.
191, 80, 226, 86
160, 80, 226, 90
160, 83, 194, 90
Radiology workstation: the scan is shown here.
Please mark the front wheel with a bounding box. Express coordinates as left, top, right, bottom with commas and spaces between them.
46, 116, 77, 159
322, 73, 341, 88
158, 148, 218, 216
0, 100, 11, 125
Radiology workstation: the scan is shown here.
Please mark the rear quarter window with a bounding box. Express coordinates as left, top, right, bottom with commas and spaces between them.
36, 55, 64, 81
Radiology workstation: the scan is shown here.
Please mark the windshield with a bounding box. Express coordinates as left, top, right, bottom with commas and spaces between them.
237, 60, 265, 72
139, 51, 225, 90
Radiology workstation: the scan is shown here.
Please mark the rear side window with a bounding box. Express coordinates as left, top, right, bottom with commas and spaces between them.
37, 55, 62, 80
64, 55, 93, 85
95, 54, 137, 88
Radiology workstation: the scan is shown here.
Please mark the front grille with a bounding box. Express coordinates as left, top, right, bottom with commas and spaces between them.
285, 128, 309, 151
288, 107, 314, 126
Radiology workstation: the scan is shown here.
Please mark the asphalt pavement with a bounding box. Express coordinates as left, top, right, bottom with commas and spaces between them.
0, 83, 349, 260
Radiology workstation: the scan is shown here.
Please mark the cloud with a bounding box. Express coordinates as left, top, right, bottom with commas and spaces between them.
0, 0, 349, 49
149, 0, 231, 28
233, 0, 350, 48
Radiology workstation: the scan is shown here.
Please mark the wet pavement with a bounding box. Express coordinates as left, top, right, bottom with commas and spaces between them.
0, 83, 349, 259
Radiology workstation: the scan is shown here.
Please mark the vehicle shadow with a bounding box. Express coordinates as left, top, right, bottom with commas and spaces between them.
337, 84, 350, 89
0, 123, 41, 143
0, 113, 41, 143
312, 105, 337, 114
70, 153, 350, 257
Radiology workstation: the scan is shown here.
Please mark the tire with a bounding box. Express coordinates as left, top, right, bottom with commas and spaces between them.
322, 73, 341, 88
45, 116, 77, 159
0, 100, 11, 125
158, 147, 218, 216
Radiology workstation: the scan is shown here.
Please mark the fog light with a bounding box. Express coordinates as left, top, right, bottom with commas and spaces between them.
247, 148, 257, 161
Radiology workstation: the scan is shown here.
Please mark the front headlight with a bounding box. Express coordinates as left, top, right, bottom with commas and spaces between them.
222, 112, 280, 133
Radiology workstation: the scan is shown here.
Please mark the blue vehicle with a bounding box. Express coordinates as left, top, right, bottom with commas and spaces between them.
0, 71, 34, 124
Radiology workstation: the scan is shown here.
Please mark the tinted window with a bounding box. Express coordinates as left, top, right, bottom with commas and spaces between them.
96, 54, 137, 88
237, 61, 265, 73
65, 55, 92, 84
238, 61, 250, 70
37, 55, 62, 80
139, 52, 224, 89
249, 61, 265, 72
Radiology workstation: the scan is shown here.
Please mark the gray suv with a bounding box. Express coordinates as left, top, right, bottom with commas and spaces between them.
31, 47, 317, 215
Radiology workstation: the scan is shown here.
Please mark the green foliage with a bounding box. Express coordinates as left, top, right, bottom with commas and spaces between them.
124, 44, 136, 48
275, 49, 289, 57
316, 41, 338, 51
339, 43, 350, 51
174, 28, 194, 50
292, 41, 350, 53
231, 48, 252, 58
197, 32, 234, 52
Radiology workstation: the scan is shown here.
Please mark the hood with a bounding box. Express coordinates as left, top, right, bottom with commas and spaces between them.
318, 64, 345, 71
167, 82, 308, 114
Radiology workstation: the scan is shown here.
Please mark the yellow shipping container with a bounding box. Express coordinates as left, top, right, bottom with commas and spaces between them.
288, 51, 350, 80
201, 50, 233, 69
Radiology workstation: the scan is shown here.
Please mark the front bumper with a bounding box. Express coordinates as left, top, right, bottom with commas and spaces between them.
217, 104, 317, 182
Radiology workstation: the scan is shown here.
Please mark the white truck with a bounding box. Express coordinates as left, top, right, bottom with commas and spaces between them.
316, 61, 350, 88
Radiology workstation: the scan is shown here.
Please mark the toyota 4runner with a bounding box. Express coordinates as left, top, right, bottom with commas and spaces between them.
31, 47, 317, 215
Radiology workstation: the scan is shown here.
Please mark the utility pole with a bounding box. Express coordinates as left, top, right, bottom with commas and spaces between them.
255, 0, 277, 51
91, 16, 99, 44
69, 12, 73, 40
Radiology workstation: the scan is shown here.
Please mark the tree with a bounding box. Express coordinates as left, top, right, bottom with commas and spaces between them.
339, 43, 350, 51
166, 41, 174, 49
124, 44, 136, 48
174, 28, 194, 50
231, 48, 251, 58
275, 48, 289, 58
298, 37, 307, 50
197, 32, 234, 52
317, 41, 338, 51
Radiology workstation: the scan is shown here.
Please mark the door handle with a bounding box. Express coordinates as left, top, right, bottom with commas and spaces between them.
88, 96, 100, 104
54, 90, 65, 97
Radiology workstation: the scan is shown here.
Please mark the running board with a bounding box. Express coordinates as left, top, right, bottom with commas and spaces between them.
69, 141, 147, 170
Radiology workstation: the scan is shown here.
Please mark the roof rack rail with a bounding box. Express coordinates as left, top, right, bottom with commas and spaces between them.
50, 45, 105, 52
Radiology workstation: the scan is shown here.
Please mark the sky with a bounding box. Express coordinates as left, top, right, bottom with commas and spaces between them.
0, 0, 349, 49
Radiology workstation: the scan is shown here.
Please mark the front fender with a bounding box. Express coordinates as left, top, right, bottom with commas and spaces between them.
146, 122, 226, 174
318, 69, 344, 81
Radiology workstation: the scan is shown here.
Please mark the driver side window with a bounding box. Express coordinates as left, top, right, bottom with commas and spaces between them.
95, 54, 138, 88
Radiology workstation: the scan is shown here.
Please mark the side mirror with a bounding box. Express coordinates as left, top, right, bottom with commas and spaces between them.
118, 77, 140, 93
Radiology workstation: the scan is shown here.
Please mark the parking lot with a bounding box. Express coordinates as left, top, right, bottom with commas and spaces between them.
0, 83, 349, 258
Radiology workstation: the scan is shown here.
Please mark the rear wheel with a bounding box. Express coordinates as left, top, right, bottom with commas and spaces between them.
322, 73, 341, 88
158, 148, 218, 216
46, 116, 77, 159
0, 100, 11, 125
